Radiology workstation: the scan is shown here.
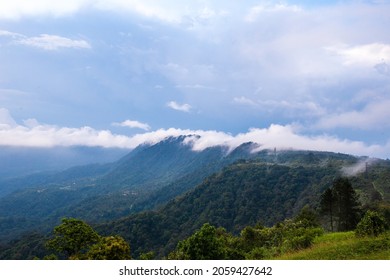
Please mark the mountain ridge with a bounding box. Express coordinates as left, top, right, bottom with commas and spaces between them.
0, 135, 389, 258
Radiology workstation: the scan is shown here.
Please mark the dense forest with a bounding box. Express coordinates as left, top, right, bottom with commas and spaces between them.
0, 137, 389, 259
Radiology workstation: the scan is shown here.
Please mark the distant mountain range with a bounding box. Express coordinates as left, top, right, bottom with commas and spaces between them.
0, 135, 389, 259
0, 146, 129, 180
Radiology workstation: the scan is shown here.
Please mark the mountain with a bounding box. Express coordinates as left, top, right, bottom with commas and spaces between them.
98, 156, 390, 258
1, 136, 389, 259
0, 137, 259, 241
0, 145, 129, 181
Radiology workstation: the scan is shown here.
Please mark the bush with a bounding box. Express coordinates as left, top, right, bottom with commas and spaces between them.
355, 210, 387, 237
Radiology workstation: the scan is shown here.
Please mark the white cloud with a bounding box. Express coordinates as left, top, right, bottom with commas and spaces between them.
0, 108, 389, 158
0, 30, 23, 38
0, 0, 89, 19
17, 34, 91, 50
233, 96, 258, 107
0, 108, 17, 128
233, 97, 326, 117
166, 101, 192, 112
0, 0, 226, 24
326, 43, 390, 67
316, 98, 390, 130
128, 125, 389, 158
112, 120, 151, 131
245, 3, 302, 22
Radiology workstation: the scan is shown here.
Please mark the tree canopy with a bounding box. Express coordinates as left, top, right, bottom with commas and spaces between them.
46, 218, 131, 260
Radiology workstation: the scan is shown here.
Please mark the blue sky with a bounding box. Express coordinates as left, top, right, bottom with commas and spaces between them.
1, 0, 390, 158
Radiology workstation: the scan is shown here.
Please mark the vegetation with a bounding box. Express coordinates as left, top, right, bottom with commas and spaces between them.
45, 218, 131, 260
276, 231, 390, 260
355, 210, 388, 237
1, 141, 390, 260
319, 177, 361, 231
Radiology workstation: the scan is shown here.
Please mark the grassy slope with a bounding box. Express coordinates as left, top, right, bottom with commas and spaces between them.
276, 231, 390, 260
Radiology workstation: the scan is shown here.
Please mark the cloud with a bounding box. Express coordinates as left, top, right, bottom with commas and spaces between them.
375, 61, 390, 76
233, 97, 326, 117
0, 30, 91, 50
0, 0, 226, 24
17, 34, 91, 50
341, 158, 379, 177
0, 108, 17, 128
112, 120, 151, 131
326, 43, 390, 67
245, 3, 302, 22
0, 116, 135, 149
166, 101, 192, 112
0, 0, 88, 19
0, 30, 23, 38
316, 98, 390, 130
0, 108, 389, 158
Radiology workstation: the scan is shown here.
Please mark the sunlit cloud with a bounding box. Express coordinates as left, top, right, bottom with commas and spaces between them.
112, 119, 151, 131
326, 43, 390, 67
166, 101, 192, 113
17, 34, 91, 50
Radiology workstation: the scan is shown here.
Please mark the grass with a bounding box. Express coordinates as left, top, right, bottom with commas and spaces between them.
275, 231, 390, 260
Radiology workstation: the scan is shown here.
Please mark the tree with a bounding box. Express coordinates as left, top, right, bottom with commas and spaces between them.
46, 218, 100, 258
332, 178, 361, 231
170, 223, 226, 260
319, 178, 361, 232
86, 236, 131, 260
355, 210, 387, 237
294, 205, 320, 228
319, 188, 335, 231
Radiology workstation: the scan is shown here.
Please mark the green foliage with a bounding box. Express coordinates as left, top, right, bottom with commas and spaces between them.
2, 148, 390, 260
139, 251, 156, 260
46, 218, 130, 260
46, 218, 100, 258
319, 177, 361, 232
294, 205, 320, 228
277, 231, 390, 260
169, 215, 324, 260
170, 223, 227, 260
355, 210, 387, 237
332, 178, 361, 231
239, 219, 324, 258
86, 236, 131, 260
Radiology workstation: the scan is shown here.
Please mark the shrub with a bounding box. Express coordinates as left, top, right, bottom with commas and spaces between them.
355, 210, 387, 237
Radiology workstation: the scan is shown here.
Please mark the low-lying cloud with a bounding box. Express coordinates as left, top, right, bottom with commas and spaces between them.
0, 109, 388, 158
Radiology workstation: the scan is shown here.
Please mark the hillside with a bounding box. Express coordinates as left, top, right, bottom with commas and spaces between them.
98, 157, 390, 258
276, 231, 390, 260
0, 137, 260, 240
0, 137, 389, 259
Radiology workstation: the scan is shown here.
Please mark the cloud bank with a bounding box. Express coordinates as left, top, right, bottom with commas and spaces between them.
0, 108, 388, 158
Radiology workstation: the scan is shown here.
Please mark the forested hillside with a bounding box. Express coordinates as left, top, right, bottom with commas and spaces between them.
0, 137, 257, 240
0, 137, 389, 259
98, 158, 390, 258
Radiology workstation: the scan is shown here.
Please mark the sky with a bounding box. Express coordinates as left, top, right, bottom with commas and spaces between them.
1, 0, 390, 158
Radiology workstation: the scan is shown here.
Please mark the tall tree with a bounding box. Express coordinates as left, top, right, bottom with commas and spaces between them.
46, 218, 100, 258
332, 177, 361, 231
319, 188, 334, 231
320, 178, 361, 232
